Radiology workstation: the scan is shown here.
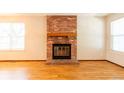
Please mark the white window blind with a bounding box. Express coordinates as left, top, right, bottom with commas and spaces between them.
0, 23, 25, 50
111, 18, 124, 52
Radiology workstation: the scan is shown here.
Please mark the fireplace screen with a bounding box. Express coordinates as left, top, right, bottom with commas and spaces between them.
53, 44, 71, 59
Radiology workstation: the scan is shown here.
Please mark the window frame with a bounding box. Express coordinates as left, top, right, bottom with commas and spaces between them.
0, 22, 25, 51
110, 18, 124, 52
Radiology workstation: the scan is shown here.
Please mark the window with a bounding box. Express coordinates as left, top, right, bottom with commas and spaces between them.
111, 18, 124, 52
0, 23, 25, 50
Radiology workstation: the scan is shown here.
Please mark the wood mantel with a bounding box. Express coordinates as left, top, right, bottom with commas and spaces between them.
47, 32, 77, 37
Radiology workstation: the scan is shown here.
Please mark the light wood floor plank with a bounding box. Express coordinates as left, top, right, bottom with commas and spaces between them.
0, 61, 123, 80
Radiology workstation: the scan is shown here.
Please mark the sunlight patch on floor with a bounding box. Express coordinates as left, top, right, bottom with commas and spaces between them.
0, 68, 28, 80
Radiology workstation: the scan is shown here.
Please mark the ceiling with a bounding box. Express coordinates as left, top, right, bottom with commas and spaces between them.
79, 13, 109, 16
0, 13, 110, 16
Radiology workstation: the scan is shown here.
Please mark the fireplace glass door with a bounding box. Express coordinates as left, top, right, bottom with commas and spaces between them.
53, 44, 71, 59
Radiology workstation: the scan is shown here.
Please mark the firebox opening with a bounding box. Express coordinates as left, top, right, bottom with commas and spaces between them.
52, 44, 71, 59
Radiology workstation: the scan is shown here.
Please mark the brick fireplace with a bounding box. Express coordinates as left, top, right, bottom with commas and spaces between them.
47, 16, 78, 64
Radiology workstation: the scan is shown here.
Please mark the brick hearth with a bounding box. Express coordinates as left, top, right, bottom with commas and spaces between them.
47, 16, 78, 64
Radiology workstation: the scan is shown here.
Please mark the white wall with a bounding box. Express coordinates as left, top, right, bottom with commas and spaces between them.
0, 14, 105, 60
77, 15, 105, 60
106, 14, 124, 66
0, 16, 47, 60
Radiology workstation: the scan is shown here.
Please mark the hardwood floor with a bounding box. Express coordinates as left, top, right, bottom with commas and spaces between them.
0, 60, 124, 80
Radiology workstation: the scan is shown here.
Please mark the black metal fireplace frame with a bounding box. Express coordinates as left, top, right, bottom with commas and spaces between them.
52, 44, 71, 59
